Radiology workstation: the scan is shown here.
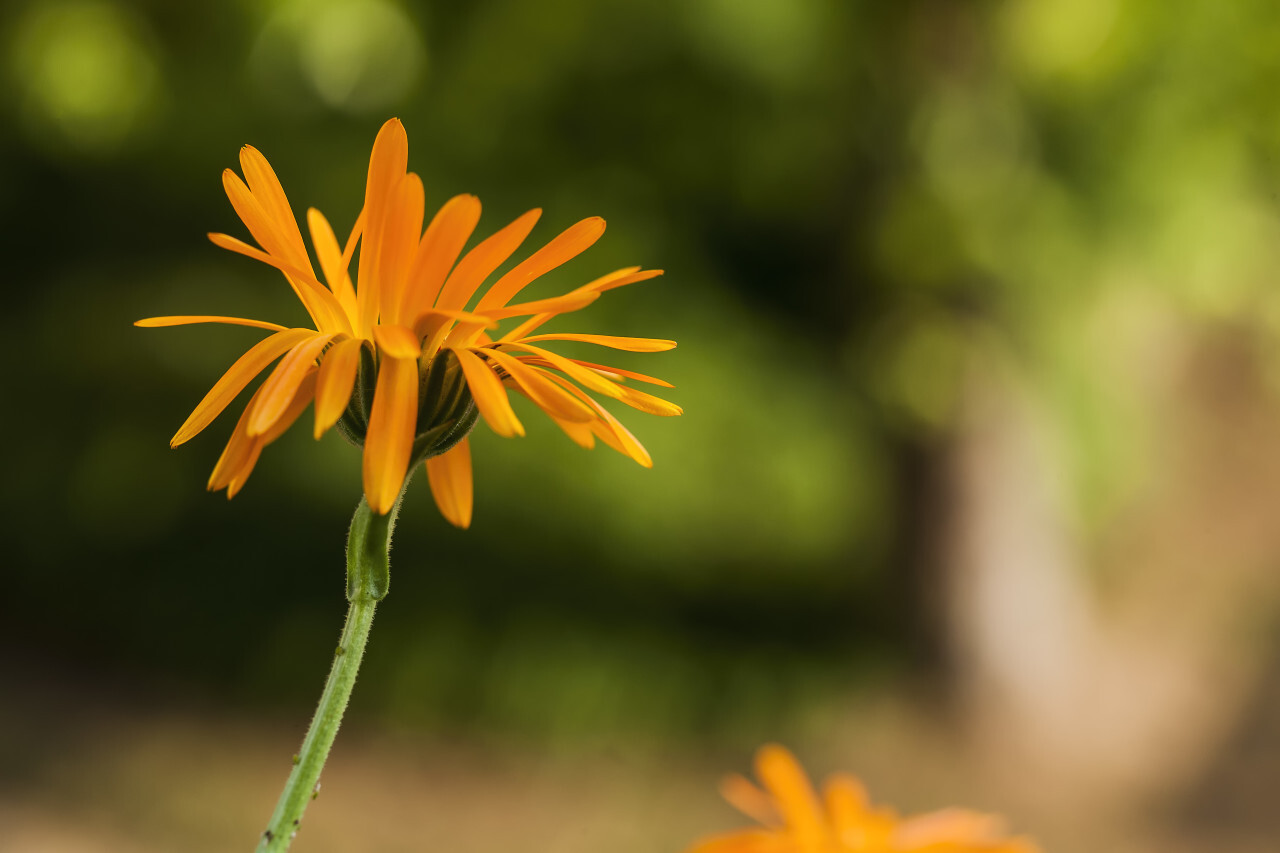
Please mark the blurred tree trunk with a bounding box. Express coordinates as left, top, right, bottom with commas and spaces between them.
932, 330, 1280, 831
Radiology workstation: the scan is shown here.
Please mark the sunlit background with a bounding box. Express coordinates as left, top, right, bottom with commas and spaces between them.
4, 1, 1280, 851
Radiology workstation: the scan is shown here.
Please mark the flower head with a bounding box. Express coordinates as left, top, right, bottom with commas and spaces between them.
139, 119, 679, 526
688, 745, 1040, 853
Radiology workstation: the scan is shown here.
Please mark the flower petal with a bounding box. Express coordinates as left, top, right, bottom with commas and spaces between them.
222, 171, 342, 334
721, 774, 782, 827
211, 370, 317, 494
248, 333, 338, 436
754, 745, 826, 841
484, 290, 599, 321
481, 349, 595, 423
518, 333, 676, 352
435, 209, 541, 314
400, 194, 481, 325
209, 232, 350, 336
356, 118, 409, 336
538, 370, 653, 467
613, 383, 683, 417
822, 774, 870, 837
426, 437, 472, 529
362, 353, 418, 514
497, 268, 664, 341
239, 145, 312, 274
501, 343, 625, 399
570, 359, 674, 388
208, 385, 266, 492
451, 347, 524, 438
475, 216, 606, 312
222, 169, 287, 258
893, 809, 1006, 847
373, 323, 422, 360
307, 207, 358, 321
584, 267, 664, 294
135, 315, 287, 332
228, 371, 319, 497
378, 172, 425, 326
171, 328, 316, 447
314, 337, 364, 438
542, 409, 595, 448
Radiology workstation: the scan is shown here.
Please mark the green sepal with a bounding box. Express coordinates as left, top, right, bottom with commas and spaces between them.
334, 345, 478, 460
335, 343, 378, 448
345, 496, 395, 602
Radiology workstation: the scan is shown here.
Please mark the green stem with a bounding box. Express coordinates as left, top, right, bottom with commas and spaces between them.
254, 496, 396, 852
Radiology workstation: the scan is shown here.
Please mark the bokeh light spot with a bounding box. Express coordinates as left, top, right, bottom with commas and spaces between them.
8, 0, 161, 154
251, 0, 425, 115
1001, 0, 1120, 78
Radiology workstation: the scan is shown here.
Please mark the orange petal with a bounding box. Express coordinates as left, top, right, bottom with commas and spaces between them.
239, 145, 312, 274
589, 406, 652, 467
481, 349, 594, 423
519, 332, 676, 352
208, 232, 349, 336
684, 830, 793, 853
484, 290, 599, 321
426, 437, 473, 529
893, 809, 1006, 847
570, 359, 674, 388
541, 409, 595, 448
249, 333, 338, 436
307, 207, 358, 321
356, 118, 409, 335
222, 169, 286, 258
211, 370, 318, 494
259, 370, 319, 444
720, 774, 781, 827
538, 370, 652, 467
475, 216, 606, 312
585, 267, 663, 294
135, 315, 287, 332
342, 207, 366, 281
377, 172, 425, 326
613, 383, 683, 417
373, 323, 422, 359
822, 774, 870, 838
451, 347, 524, 438
314, 337, 364, 439
208, 385, 266, 492
502, 342, 628, 399
171, 328, 316, 447
415, 310, 489, 363
754, 745, 826, 841
435, 209, 541, 313
361, 353, 418, 514
498, 268, 663, 341
400, 194, 481, 324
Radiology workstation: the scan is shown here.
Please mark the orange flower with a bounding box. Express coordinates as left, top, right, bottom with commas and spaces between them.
688, 745, 1041, 853
138, 119, 679, 526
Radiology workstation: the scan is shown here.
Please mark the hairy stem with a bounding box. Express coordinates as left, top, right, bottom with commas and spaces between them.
254, 497, 394, 852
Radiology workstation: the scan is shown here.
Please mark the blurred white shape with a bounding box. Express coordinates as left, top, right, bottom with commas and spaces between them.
8, 0, 161, 154
250, 0, 425, 115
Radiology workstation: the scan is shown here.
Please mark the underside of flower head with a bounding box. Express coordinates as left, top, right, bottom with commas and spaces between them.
137, 119, 680, 527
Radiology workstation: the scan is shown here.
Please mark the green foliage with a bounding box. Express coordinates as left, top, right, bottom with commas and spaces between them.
5, 0, 1280, 741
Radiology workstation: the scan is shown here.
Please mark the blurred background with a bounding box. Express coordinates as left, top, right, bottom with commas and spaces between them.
4, 0, 1280, 850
